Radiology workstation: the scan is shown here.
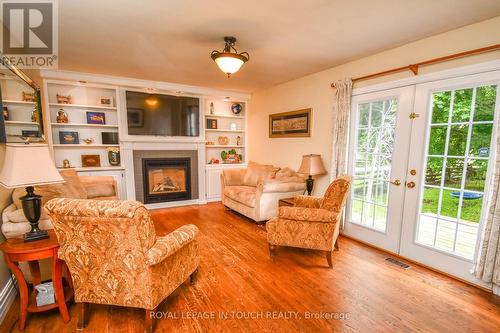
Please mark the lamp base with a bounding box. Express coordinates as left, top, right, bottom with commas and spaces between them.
20, 186, 48, 242
24, 229, 49, 242
306, 175, 314, 196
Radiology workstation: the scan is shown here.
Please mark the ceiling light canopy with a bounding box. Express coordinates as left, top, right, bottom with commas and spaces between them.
211, 36, 249, 77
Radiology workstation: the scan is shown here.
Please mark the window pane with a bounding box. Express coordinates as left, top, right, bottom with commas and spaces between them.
460, 196, 483, 224
351, 200, 363, 223
443, 158, 464, 189
421, 187, 439, 215
428, 126, 447, 155
465, 159, 487, 192
353, 179, 365, 199
451, 88, 472, 122
474, 85, 497, 122
469, 124, 492, 157
440, 189, 460, 220
371, 109, 382, 127
356, 129, 367, 152
431, 91, 451, 123
425, 157, 443, 186
447, 125, 468, 156
358, 104, 369, 127
362, 203, 375, 226
373, 205, 387, 231
417, 215, 437, 246
455, 224, 478, 259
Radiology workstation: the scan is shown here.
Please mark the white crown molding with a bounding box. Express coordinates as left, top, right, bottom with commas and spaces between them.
0, 277, 17, 325
352, 59, 500, 96
39, 69, 251, 100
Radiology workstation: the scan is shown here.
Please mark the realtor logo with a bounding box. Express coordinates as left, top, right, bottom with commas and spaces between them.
0, 0, 58, 68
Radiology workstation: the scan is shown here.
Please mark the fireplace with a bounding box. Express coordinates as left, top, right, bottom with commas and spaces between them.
142, 158, 191, 204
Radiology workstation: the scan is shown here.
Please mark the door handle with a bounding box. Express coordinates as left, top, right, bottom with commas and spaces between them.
390, 179, 401, 186
406, 181, 416, 188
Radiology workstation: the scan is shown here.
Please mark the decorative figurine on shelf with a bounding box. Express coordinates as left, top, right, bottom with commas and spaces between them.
230, 123, 237, 131
210, 102, 214, 115
56, 109, 69, 123
22, 91, 36, 102
208, 158, 220, 164
82, 138, 94, 144
31, 110, 38, 123
236, 136, 241, 146
107, 147, 120, 166
218, 136, 229, 145
231, 102, 242, 115
56, 94, 72, 104
206, 140, 215, 145
62, 159, 71, 168
3, 106, 8, 120
221, 149, 241, 164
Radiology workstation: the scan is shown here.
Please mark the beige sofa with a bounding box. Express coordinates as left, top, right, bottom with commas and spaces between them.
1, 168, 117, 239
221, 161, 306, 222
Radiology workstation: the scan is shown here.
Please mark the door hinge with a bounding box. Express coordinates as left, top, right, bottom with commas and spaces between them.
409, 112, 420, 120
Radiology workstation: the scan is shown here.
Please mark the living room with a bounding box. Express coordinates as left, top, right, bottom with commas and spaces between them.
0, 1, 499, 332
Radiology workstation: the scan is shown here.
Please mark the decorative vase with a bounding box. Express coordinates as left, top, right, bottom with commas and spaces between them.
108, 150, 120, 166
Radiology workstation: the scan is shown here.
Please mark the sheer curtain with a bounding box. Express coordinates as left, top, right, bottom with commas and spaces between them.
474, 130, 500, 295
330, 79, 353, 179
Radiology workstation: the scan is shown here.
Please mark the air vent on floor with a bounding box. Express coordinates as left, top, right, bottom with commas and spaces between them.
385, 257, 410, 269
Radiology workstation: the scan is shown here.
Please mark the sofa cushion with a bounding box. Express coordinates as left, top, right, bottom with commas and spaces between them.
224, 186, 257, 207
12, 169, 87, 209
6, 208, 50, 223
243, 161, 279, 186
85, 183, 115, 199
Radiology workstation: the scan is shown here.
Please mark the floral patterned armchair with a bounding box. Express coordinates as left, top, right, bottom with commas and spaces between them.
45, 198, 200, 332
266, 175, 352, 268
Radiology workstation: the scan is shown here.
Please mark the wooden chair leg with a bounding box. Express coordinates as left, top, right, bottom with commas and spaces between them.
326, 250, 334, 268
77, 302, 88, 330
334, 239, 339, 251
268, 244, 276, 258
190, 268, 199, 285
145, 309, 155, 333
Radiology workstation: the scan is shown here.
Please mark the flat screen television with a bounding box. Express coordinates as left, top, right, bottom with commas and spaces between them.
126, 91, 200, 137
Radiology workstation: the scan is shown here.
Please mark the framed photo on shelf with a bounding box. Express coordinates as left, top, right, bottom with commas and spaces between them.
59, 131, 79, 144
102, 132, 119, 144
206, 118, 217, 129
21, 130, 41, 138
81, 154, 101, 167
269, 108, 312, 138
86, 111, 106, 125
127, 108, 144, 127
99, 96, 114, 106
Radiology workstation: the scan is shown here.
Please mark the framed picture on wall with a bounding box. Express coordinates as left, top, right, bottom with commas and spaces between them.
269, 108, 312, 138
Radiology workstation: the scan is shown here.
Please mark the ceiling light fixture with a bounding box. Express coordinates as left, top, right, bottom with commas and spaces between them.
211, 36, 249, 77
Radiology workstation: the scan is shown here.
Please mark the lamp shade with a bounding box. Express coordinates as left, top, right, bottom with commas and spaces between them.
0, 144, 64, 188
214, 55, 245, 76
297, 154, 327, 176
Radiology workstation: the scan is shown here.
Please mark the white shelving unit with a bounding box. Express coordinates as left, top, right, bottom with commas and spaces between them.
204, 98, 248, 201
44, 80, 126, 198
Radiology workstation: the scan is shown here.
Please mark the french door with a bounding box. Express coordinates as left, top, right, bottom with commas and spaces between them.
344, 71, 500, 285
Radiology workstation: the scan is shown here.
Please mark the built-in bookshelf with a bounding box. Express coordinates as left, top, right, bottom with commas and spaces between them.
0, 77, 41, 140
204, 98, 247, 165
44, 81, 123, 171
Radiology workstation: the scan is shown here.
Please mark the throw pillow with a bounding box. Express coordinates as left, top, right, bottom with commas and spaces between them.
243, 161, 280, 186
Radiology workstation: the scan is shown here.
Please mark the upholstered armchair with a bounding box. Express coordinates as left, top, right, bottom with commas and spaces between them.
266, 175, 352, 268
45, 198, 200, 333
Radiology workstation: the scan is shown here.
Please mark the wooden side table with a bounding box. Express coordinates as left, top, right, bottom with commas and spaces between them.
0, 230, 73, 330
279, 197, 297, 207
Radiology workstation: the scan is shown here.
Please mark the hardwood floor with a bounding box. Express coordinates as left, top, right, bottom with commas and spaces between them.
2, 202, 500, 332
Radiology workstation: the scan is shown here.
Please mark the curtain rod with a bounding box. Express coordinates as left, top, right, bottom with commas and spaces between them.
331, 43, 500, 86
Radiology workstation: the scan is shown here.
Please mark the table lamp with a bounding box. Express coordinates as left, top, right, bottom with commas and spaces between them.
297, 154, 327, 195
0, 144, 64, 242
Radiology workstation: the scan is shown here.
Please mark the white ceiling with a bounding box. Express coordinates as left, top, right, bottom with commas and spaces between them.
58, 0, 500, 93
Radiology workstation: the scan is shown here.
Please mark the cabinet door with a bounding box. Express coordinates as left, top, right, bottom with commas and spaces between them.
206, 168, 223, 201
77, 170, 126, 199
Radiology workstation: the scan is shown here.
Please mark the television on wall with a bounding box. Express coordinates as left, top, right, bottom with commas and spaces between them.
125, 91, 200, 137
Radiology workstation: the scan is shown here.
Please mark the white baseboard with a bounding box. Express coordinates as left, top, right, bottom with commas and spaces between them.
0, 277, 17, 325
146, 198, 204, 210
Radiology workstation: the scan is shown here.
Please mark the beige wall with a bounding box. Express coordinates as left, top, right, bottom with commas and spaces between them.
248, 16, 500, 195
